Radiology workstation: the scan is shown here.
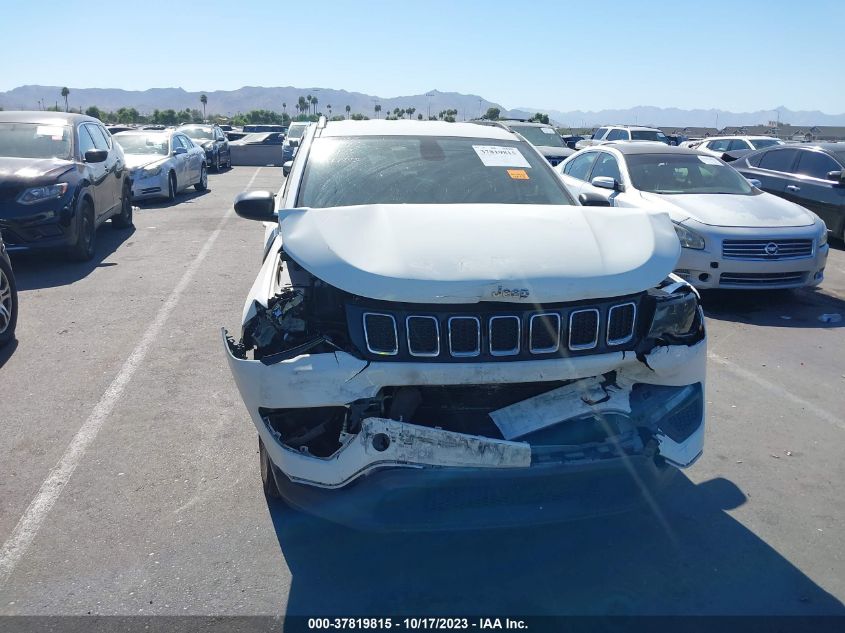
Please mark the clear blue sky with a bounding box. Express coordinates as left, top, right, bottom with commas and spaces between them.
2, 0, 843, 113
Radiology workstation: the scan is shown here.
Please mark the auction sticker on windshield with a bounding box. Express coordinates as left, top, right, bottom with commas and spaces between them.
507, 169, 529, 180
473, 145, 531, 168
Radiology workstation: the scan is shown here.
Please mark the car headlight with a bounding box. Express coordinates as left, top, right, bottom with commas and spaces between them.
673, 222, 705, 250
202, 142, 213, 150
143, 164, 163, 177
17, 183, 68, 205
648, 291, 702, 341
819, 228, 828, 247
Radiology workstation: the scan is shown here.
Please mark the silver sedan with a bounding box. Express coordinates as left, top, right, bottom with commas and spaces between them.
114, 130, 208, 202
556, 143, 829, 290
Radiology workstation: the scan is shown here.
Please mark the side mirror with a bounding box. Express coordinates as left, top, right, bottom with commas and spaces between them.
826, 170, 844, 183
84, 149, 108, 163
172, 146, 187, 156
234, 190, 276, 222
579, 192, 611, 207
282, 161, 293, 177
288, 138, 299, 148
747, 178, 762, 188
591, 176, 623, 192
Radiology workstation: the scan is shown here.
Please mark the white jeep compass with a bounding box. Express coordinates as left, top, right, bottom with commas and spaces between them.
223, 118, 707, 530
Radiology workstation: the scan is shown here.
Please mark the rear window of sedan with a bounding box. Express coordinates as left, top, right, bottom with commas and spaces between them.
297, 136, 575, 207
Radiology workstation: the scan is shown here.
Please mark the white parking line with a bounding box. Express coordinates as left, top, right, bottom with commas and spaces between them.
708, 352, 845, 431
0, 167, 264, 589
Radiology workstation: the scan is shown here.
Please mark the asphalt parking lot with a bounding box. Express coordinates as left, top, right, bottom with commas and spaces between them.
0, 165, 843, 617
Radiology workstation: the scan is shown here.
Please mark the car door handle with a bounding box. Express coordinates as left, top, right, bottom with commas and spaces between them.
786, 185, 801, 192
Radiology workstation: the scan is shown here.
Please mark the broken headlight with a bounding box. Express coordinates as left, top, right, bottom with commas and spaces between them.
648, 291, 701, 342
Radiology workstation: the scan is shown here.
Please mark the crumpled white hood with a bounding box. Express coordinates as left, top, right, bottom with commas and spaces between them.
278, 204, 680, 304
640, 191, 815, 228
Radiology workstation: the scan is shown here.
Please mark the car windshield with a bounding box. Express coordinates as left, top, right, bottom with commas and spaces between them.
626, 153, 755, 195
287, 125, 307, 139
630, 130, 669, 143
510, 126, 565, 147
180, 127, 214, 140
0, 122, 72, 160
297, 135, 574, 207
750, 138, 781, 149
115, 134, 169, 155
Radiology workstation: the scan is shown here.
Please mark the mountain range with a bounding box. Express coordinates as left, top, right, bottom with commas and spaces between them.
2, 85, 844, 129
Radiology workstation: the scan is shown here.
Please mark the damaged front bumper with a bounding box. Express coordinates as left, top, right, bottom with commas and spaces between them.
223, 329, 706, 502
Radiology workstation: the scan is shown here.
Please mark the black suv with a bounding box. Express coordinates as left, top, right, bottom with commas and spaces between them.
0, 111, 133, 261
176, 124, 231, 171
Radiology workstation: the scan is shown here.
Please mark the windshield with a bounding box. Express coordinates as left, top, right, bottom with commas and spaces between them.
630, 130, 669, 143
297, 136, 574, 207
115, 134, 169, 155
287, 125, 307, 139
0, 122, 72, 160
627, 153, 754, 195
179, 126, 214, 140
750, 138, 781, 149
511, 126, 565, 147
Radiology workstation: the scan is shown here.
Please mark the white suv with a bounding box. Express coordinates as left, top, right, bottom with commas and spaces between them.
682, 136, 784, 157
223, 119, 707, 530
576, 125, 669, 149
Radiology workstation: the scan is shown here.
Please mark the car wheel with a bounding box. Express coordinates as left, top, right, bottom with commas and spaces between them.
259, 437, 281, 499
111, 183, 134, 229
67, 200, 96, 261
194, 164, 208, 192
0, 256, 18, 348
166, 171, 177, 202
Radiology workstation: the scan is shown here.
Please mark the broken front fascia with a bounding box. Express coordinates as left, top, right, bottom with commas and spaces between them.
222, 329, 707, 489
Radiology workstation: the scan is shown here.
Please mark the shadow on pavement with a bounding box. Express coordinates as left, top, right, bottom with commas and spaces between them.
701, 288, 845, 329
269, 475, 844, 617
10, 225, 135, 291
135, 188, 210, 211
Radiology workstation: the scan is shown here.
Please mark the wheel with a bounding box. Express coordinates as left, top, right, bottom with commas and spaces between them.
67, 200, 96, 261
259, 437, 281, 499
166, 171, 177, 201
0, 256, 17, 348
214, 152, 221, 172
111, 183, 134, 229
194, 164, 208, 192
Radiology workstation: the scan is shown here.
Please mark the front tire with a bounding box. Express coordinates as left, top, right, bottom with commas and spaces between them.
259, 437, 281, 499
166, 171, 177, 202
67, 200, 96, 261
111, 183, 134, 229
0, 256, 17, 348
194, 165, 208, 191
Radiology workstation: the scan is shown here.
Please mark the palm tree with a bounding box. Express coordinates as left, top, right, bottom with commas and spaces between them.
407, 107, 416, 120
345, 105, 351, 119
306, 95, 312, 115
311, 96, 318, 115
282, 102, 287, 114
327, 104, 332, 118
200, 94, 207, 120
298, 96, 307, 118
374, 104, 381, 119
60, 87, 70, 112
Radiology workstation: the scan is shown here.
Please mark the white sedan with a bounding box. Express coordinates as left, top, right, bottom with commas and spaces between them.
114, 130, 207, 201
556, 143, 829, 289
681, 136, 784, 157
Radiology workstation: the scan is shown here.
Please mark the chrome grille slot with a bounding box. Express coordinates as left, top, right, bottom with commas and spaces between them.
406, 316, 440, 357
448, 316, 481, 357
363, 313, 398, 355
607, 303, 636, 345
529, 313, 561, 353
569, 309, 599, 350
722, 239, 813, 260
719, 271, 807, 286
489, 316, 521, 356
